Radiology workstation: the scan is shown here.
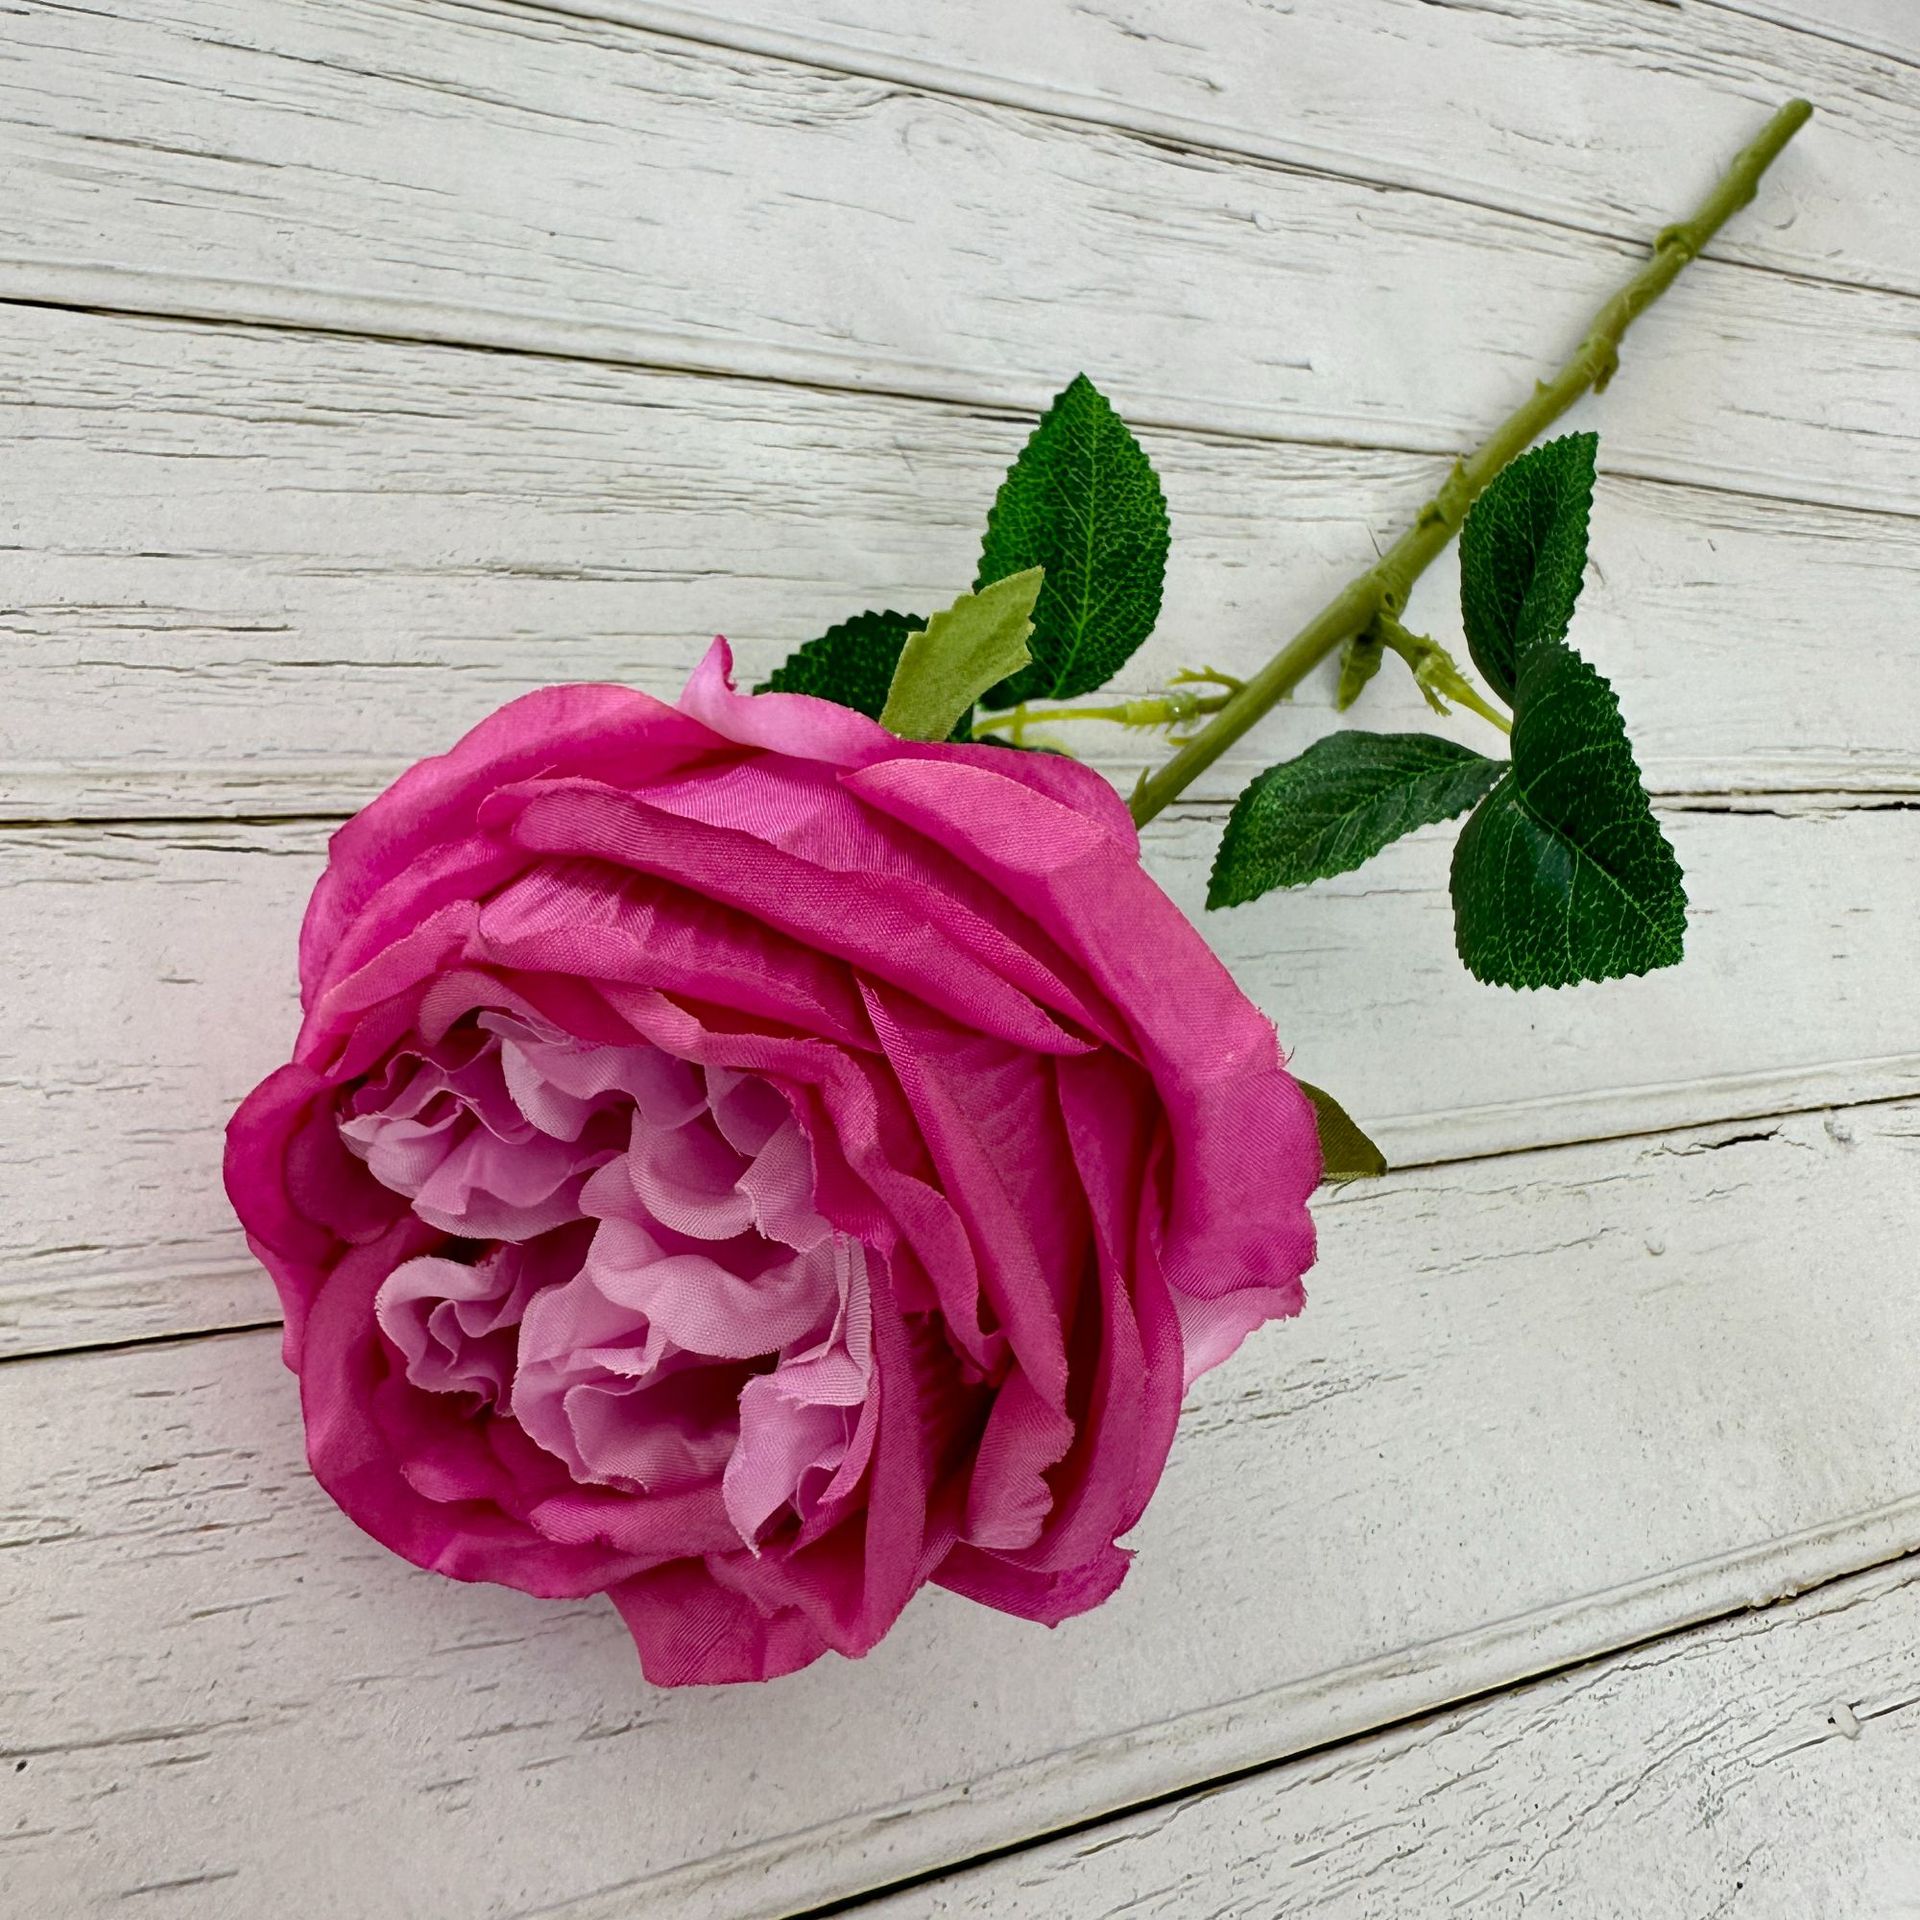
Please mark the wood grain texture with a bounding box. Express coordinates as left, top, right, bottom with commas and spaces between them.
1, 1, 1914, 517
6, 1100, 1920, 1918
563, 0, 1920, 294
867, 1556, 1920, 1920
6, 801, 1917, 1358
4, 306, 1918, 821
1711, 0, 1919, 67
0, 3, 1912, 1913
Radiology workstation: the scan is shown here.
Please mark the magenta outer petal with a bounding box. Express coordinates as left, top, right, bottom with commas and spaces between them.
484, 778, 1092, 1056
299, 683, 723, 1008
610, 1558, 831, 1686
844, 756, 1320, 1302
226, 1061, 339, 1269
936, 1540, 1133, 1626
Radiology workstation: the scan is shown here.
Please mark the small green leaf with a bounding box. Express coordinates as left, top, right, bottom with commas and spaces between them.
1298, 1080, 1387, 1183
1208, 732, 1506, 909
1451, 638, 1685, 989
975, 374, 1170, 706
758, 609, 929, 720
1459, 431, 1597, 703
880, 568, 1043, 742
1335, 631, 1384, 712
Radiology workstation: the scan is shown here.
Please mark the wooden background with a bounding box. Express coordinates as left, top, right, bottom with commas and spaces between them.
3, 3, 1917, 1914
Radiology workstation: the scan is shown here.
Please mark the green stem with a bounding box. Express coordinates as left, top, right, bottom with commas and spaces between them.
1126, 96, 1812, 828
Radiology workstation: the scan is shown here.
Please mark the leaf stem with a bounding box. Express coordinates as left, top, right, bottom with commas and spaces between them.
971, 675, 1239, 744
1372, 614, 1513, 735
1126, 96, 1812, 828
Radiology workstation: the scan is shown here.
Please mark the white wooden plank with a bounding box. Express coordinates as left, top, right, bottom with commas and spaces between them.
569, 0, 1920, 295
1, 2, 1913, 515
868, 1557, 1920, 1919
1711, 0, 1920, 67
3, 801, 1916, 1356
4, 308, 1918, 822
5, 1102, 1919, 1918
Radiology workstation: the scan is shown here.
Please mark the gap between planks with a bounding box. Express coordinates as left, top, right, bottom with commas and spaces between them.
2, 283, 1913, 544
0, 789, 1911, 834
2, 294, 1918, 822
1701, 0, 1920, 71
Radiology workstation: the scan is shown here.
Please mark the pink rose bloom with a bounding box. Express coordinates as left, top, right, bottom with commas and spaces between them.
226, 642, 1319, 1685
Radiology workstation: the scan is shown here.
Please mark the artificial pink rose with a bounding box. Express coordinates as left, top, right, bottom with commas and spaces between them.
225, 641, 1319, 1685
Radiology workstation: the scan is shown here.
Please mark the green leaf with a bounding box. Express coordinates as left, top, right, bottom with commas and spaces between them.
975, 374, 1170, 706
758, 609, 929, 720
1298, 1080, 1387, 1183
880, 568, 1043, 742
1459, 431, 1597, 703
1451, 638, 1686, 989
1208, 732, 1506, 909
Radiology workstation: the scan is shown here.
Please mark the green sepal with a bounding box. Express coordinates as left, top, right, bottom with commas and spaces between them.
1450, 638, 1685, 989
880, 569, 1043, 743
1208, 732, 1506, 910
1335, 631, 1385, 711
1459, 431, 1597, 703
1299, 1079, 1387, 1183
975, 375, 1170, 706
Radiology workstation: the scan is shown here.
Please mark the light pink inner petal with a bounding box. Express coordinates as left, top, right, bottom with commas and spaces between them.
410, 1124, 606, 1241
338, 1108, 466, 1199
560, 1365, 747, 1495
706, 1066, 789, 1155
376, 1244, 545, 1402
736, 1117, 832, 1250
723, 1235, 876, 1546
588, 1224, 836, 1360
345, 1018, 887, 1543
624, 1112, 758, 1240
341, 1026, 610, 1242
484, 1011, 705, 1139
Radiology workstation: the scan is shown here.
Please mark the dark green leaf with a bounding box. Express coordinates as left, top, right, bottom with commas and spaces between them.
880, 570, 1041, 743
1298, 1080, 1387, 1183
975, 374, 1170, 705
1208, 732, 1506, 909
1459, 431, 1597, 703
1451, 638, 1686, 988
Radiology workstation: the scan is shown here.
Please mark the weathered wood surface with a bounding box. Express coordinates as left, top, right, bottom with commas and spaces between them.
559, 0, 1920, 295
6, 802, 1916, 1359
3, 308, 1919, 821
6, 1101, 1919, 1917
1, 2, 1915, 517
868, 1555, 1920, 1920
1, 1, 1913, 1914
